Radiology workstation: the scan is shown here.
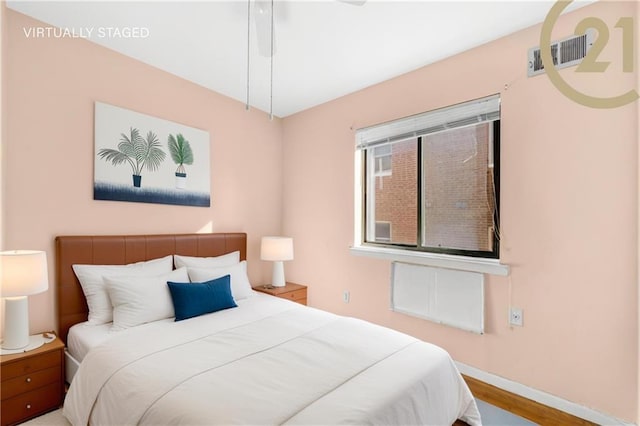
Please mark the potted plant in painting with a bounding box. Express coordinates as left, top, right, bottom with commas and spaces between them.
168, 133, 194, 189
98, 127, 166, 188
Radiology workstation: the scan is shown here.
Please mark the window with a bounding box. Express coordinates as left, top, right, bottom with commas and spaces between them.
373, 145, 392, 177
374, 221, 392, 242
356, 95, 500, 260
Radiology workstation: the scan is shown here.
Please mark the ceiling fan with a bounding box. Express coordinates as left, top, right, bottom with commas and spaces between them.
245, 0, 366, 118
252, 0, 366, 58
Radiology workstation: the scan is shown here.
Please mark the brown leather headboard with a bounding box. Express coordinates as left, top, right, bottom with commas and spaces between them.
55, 233, 247, 344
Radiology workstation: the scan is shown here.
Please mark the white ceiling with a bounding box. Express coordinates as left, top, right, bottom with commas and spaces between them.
7, 0, 593, 117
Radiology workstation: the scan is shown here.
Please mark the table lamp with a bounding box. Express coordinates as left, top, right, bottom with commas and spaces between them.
260, 237, 293, 287
1, 250, 49, 351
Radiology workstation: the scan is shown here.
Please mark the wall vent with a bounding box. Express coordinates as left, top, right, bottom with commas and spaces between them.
527, 30, 594, 77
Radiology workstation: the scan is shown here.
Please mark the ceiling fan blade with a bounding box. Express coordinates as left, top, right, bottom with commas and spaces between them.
337, 0, 367, 5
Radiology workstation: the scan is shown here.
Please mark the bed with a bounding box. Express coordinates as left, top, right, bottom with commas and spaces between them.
56, 232, 481, 425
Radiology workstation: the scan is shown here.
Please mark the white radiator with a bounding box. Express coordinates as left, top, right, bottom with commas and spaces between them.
391, 262, 484, 334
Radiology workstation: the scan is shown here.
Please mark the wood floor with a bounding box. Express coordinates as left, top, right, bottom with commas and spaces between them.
458, 375, 597, 426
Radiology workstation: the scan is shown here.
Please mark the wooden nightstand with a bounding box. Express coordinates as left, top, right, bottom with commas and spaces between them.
253, 282, 307, 305
1, 335, 65, 426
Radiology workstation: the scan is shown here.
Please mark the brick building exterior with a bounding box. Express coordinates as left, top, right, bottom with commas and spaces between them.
370, 123, 495, 252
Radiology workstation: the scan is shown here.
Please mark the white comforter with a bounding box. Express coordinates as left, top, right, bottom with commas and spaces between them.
64, 293, 481, 425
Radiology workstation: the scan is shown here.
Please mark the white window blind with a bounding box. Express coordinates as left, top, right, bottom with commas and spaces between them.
356, 94, 500, 150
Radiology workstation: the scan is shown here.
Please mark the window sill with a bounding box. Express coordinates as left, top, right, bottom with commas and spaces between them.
349, 245, 510, 276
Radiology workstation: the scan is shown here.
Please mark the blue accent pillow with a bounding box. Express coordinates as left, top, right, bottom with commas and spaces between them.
167, 275, 237, 321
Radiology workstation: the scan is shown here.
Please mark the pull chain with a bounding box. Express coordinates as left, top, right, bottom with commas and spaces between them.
245, 0, 251, 111
269, 0, 274, 120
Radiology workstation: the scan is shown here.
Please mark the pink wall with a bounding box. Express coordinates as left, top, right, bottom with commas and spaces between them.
2, 9, 283, 337
1, 2, 6, 250
2, 1, 638, 423
282, 1, 638, 422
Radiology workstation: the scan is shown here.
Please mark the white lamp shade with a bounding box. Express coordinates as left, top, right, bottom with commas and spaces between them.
260, 237, 294, 261
1, 250, 49, 297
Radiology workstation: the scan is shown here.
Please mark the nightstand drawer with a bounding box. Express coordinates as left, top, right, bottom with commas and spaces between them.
1, 351, 60, 381
1, 366, 60, 400
278, 289, 307, 303
1, 382, 62, 426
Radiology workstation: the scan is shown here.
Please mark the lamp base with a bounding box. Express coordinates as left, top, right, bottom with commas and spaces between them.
271, 261, 286, 287
1, 334, 54, 355
2, 296, 30, 349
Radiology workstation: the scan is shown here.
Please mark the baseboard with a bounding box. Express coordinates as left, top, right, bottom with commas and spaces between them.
456, 362, 635, 426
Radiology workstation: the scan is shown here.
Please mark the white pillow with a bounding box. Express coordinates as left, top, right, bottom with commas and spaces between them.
174, 251, 240, 269
188, 261, 253, 301
106, 267, 189, 331
72, 255, 173, 325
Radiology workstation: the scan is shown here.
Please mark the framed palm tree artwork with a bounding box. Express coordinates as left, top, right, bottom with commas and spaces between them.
94, 102, 210, 207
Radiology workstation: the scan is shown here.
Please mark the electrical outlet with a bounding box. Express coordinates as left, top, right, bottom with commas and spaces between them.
342, 291, 350, 304
509, 307, 523, 326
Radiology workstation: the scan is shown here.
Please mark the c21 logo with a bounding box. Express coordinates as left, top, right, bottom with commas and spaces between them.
541, 0, 638, 109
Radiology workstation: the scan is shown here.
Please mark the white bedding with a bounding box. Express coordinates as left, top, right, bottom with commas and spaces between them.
64, 293, 481, 425
67, 318, 173, 362
67, 322, 112, 362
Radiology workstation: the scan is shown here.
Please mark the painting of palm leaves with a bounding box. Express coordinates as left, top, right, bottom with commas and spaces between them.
98, 128, 166, 188
168, 133, 194, 189
94, 102, 210, 207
